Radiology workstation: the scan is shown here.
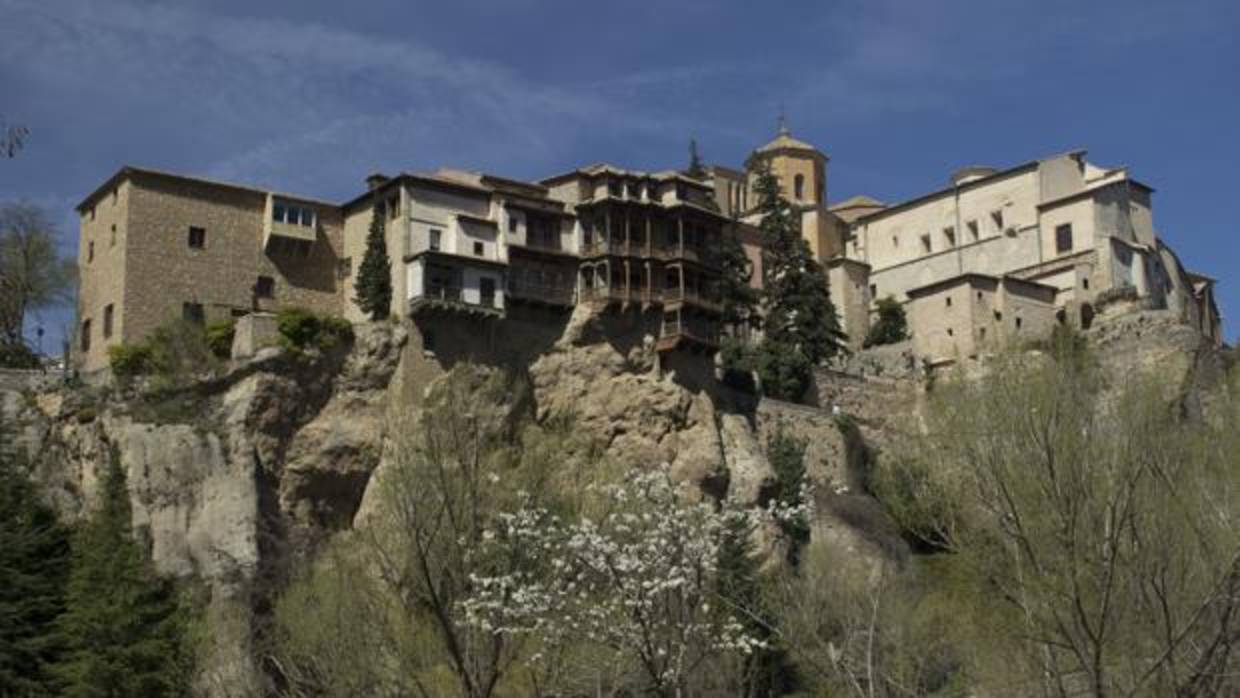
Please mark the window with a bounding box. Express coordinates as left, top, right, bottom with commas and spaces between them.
273, 204, 286, 222
87, 241, 94, 262
103, 305, 114, 339
89, 207, 95, 221
921, 234, 932, 254
338, 257, 352, 279
1082, 277, 1090, 290
508, 216, 519, 233
474, 241, 484, 256
387, 197, 400, 220
994, 310, 1003, 321
110, 224, 117, 247
480, 278, 496, 307
608, 180, 621, 197
182, 302, 205, 324
979, 327, 986, 340
794, 174, 805, 200
80, 319, 91, 353
946, 296, 952, 307
188, 226, 206, 249
1055, 223, 1073, 254
892, 235, 899, 248
943, 226, 956, 248
1015, 317, 1023, 330
947, 328, 954, 337
990, 209, 1004, 233
976, 291, 983, 301
423, 330, 435, 353
255, 276, 275, 299
967, 219, 979, 241
111, 188, 118, 205
429, 229, 442, 251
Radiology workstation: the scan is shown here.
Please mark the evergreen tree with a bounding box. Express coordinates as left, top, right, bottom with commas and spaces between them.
716, 511, 800, 696
53, 449, 188, 698
749, 155, 845, 400
0, 416, 70, 697
686, 138, 707, 180
719, 225, 761, 337
863, 296, 909, 348
767, 429, 810, 564
354, 200, 392, 321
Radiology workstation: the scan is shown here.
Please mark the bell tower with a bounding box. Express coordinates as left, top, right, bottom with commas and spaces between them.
750, 115, 828, 206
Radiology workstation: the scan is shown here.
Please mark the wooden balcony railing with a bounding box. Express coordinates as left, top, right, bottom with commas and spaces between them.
411, 284, 503, 315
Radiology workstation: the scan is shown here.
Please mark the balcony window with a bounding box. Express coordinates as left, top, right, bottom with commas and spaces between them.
273, 204, 286, 222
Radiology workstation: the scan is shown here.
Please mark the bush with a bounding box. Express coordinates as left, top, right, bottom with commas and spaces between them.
719, 337, 758, 393
204, 320, 235, 359
108, 343, 154, 376
277, 308, 354, 353
755, 341, 812, 402
0, 341, 41, 369
864, 296, 909, 348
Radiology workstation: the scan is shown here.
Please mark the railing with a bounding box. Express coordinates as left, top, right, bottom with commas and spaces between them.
580, 285, 665, 305
660, 317, 721, 346
662, 287, 723, 313
507, 280, 575, 305
411, 284, 503, 313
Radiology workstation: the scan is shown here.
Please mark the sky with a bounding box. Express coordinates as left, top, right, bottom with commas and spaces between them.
2, 0, 1238, 349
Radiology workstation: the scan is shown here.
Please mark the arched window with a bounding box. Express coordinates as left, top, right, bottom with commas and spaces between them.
794, 174, 805, 200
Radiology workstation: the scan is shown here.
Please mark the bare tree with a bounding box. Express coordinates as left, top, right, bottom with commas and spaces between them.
0, 117, 28, 158
0, 201, 73, 352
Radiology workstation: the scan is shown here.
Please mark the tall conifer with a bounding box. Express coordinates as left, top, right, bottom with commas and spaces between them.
0, 417, 69, 696
355, 200, 392, 321
53, 450, 188, 698
749, 155, 845, 399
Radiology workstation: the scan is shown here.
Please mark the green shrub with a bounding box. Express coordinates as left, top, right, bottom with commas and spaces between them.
0, 341, 41, 369
146, 321, 216, 382
204, 320, 236, 359
755, 341, 812, 402
863, 296, 909, 348
277, 308, 354, 353
108, 344, 154, 376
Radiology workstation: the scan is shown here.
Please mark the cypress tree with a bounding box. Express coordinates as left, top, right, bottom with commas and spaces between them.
53, 449, 188, 698
719, 225, 761, 337
863, 295, 909, 348
354, 200, 392, 321
749, 155, 845, 400
0, 417, 70, 697
686, 138, 707, 180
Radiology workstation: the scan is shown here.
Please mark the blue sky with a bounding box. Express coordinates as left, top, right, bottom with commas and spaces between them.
3, 0, 1238, 348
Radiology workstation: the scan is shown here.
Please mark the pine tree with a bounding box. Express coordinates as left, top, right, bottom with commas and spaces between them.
53, 449, 188, 698
719, 225, 761, 337
686, 138, 707, 180
716, 511, 800, 696
0, 416, 70, 697
354, 200, 392, 321
749, 155, 845, 400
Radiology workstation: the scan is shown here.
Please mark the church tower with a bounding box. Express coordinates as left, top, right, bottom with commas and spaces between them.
750, 117, 828, 207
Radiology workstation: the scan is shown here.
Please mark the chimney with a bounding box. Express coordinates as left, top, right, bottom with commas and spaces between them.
365, 173, 389, 191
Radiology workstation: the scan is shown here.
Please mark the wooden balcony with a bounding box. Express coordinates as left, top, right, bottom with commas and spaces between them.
656, 316, 721, 352
409, 284, 503, 318
662, 287, 723, 314
507, 280, 575, 306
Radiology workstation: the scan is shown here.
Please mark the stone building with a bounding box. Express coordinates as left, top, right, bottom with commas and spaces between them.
75, 167, 344, 372
73, 129, 1223, 373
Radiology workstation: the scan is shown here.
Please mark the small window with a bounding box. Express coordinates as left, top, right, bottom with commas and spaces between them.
387, 197, 400, 220
508, 216, 518, 233
947, 328, 954, 337
273, 204, 286, 223
80, 319, 91, 352
967, 220, 979, 241
1055, 223, 1073, 254
946, 296, 952, 307
994, 310, 1003, 322
338, 257, 353, 278
979, 327, 986, 340
111, 188, 118, 205
1015, 317, 1023, 330
991, 209, 1004, 232
182, 302, 205, 324
976, 291, 983, 301
429, 229, 442, 251
869, 284, 877, 298
794, 174, 805, 200
103, 304, 114, 339
609, 180, 622, 197
188, 226, 206, 249
943, 226, 956, 247
1082, 277, 1090, 290
87, 241, 94, 262
892, 235, 899, 248
921, 234, 932, 254
302, 208, 316, 227
474, 241, 484, 256
255, 276, 275, 299
89, 208, 95, 221
110, 224, 117, 247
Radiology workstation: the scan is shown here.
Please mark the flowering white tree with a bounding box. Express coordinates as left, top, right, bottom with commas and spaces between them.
461, 466, 810, 697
